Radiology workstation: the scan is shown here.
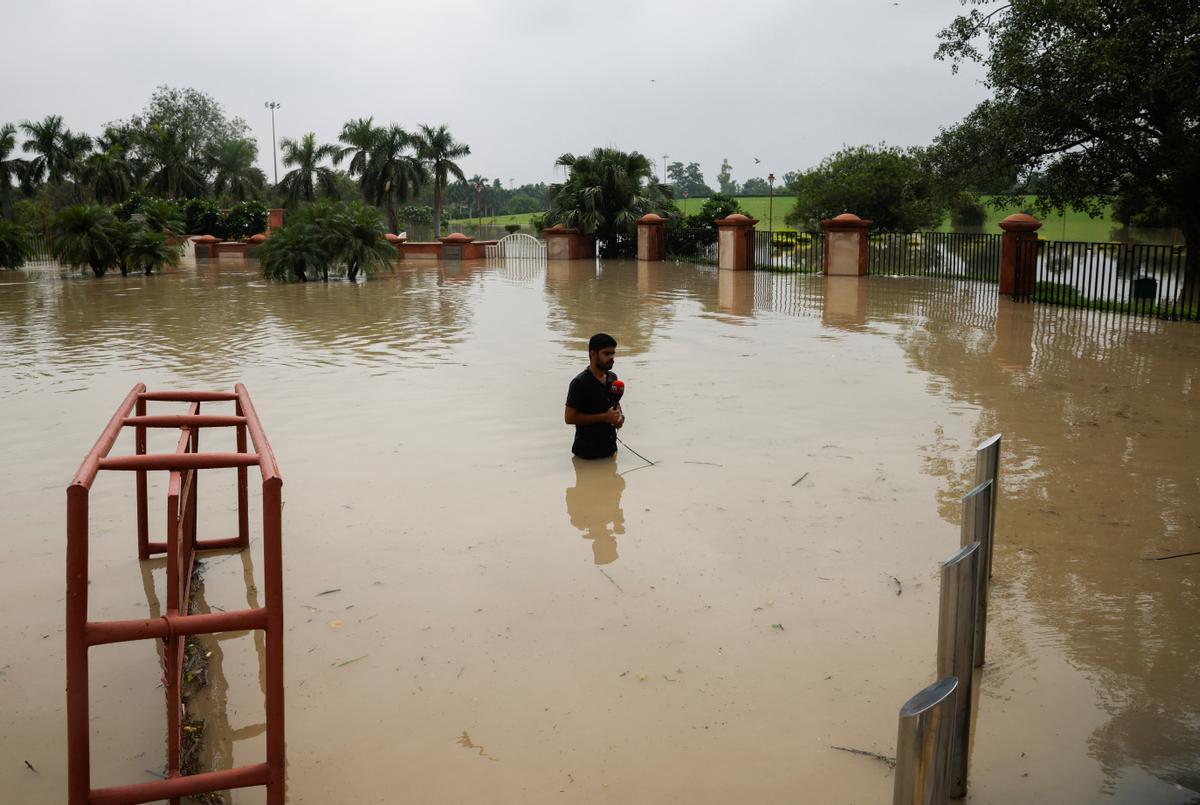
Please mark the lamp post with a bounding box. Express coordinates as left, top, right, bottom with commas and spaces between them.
263, 101, 280, 185
475, 182, 483, 238
768, 173, 776, 243
661, 154, 669, 183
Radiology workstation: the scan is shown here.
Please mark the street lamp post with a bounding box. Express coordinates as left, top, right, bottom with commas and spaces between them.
661, 154, 669, 183
475, 182, 483, 238
768, 173, 776, 243
264, 101, 281, 185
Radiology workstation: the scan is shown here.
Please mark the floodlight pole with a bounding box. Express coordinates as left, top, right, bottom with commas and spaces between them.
264, 101, 280, 185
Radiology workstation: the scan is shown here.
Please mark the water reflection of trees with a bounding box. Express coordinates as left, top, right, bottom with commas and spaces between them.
890, 294, 1200, 792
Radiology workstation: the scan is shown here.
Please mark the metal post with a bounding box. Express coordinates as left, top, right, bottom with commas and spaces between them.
974, 435, 1001, 578
135, 395, 148, 560
264, 102, 280, 186
937, 542, 980, 799
263, 477, 286, 804
894, 676, 958, 805
961, 480, 994, 668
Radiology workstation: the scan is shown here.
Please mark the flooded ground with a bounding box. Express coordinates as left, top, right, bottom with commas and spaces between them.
1, 256, 1197, 803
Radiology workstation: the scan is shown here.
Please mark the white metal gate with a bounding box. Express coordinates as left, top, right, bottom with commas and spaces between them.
485, 233, 546, 262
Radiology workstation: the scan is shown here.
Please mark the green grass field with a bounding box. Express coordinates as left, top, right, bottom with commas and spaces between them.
449, 195, 1165, 243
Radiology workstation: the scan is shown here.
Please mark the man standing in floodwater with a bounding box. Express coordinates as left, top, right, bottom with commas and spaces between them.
564, 333, 624, 459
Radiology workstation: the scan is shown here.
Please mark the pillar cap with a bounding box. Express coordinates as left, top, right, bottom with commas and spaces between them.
247, 233, 267, 244
821, 212, 872, 229
543, 224, 580, 234
439, 232, 475, 243
998, 212, 1043, 232
384, 233, 406, 243
192, 234, 220, 244
637, 212, 667, 224
715, 213, 758, 227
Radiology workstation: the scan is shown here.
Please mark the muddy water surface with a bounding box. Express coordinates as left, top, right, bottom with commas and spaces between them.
0, 257, 1197, 803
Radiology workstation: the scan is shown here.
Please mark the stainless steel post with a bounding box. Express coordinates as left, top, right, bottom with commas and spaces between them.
894, 676, 958, 805
937, 542, 981, 799
974, 435, 1001, 578
961, 480, 994, 668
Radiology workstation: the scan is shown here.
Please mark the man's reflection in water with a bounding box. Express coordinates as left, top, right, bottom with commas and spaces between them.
565, 456, 625, 565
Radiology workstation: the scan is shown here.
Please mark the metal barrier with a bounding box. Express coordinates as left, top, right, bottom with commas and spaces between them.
484, 232, 546, 261
937, 541, 981, 799
974, 435, 1001, 580
893, 676, 959, 805
961, 480, 994, 668
67, 383, 284, 804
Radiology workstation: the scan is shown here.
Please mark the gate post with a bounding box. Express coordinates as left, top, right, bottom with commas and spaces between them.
636, 213, 667, 261
822, 213, 871, 276
715, 213, 757, 270
998, 213, 1041, 297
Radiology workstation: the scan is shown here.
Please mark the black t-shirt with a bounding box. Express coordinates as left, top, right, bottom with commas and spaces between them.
565, 368, 619, 458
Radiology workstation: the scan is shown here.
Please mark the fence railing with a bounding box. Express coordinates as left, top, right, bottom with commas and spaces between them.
665, 226, 718, 263
1015, 239, 1197, 321
868, 232, 1002, 281
754, 230, 824, 272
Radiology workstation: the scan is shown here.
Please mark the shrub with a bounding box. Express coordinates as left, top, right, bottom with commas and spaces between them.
260, 200, 393, 282
0, 219, 30, 269
183, 198, 224, 236
126, 228, 181, 275
504, 223, 521, 234
50, 205, 123, 277
224, 200, 269, 240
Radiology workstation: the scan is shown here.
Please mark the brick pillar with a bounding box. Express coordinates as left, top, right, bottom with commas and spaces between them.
193, 234, 219, 259
998, 213, 1042, 297
439, 232, 474, 261
267, 208, 285, 231
821, 213, 871, 276
715, 213, 758, 271
543, 224, 595, 260
636, 213, 667, 261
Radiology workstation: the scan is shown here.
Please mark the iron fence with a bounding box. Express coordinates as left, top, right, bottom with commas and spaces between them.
754, 230, 824, 272
665, 226, 718, 263
1014, 239, 1197, 321
868, 232, 1001, 281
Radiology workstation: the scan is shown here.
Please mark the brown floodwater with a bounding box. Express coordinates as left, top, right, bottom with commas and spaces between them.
1, 256, 1197, 804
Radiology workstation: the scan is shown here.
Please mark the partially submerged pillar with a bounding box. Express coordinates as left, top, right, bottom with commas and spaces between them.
246, 233, 267, 258
192, 234, 219, 259
636, 213, 668, 261
439, 232, 475, 261
998, 213, 1041, 297
543, 224, 595, 260
267, 208, 285, 232
715, 213, 757, 271
822, 213, 871, 276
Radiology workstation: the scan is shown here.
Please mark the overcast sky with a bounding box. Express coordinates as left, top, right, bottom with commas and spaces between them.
2, 0, 990, 188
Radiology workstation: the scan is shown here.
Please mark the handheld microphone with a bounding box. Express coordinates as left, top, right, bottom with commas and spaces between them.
609, 379, 625, 407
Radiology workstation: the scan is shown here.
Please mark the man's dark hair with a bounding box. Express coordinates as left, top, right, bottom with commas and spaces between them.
588, 333, 617, 353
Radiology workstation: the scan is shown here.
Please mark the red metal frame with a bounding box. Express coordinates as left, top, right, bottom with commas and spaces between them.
67, 384, 284, 805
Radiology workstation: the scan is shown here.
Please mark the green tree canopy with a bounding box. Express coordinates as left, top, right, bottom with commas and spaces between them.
717, 158, 738, 196
932, 0, 1200, 299
666, 161, 712, 198
786, 144, 944, 231
546, 147, 672, 253
278, 133, 340, 207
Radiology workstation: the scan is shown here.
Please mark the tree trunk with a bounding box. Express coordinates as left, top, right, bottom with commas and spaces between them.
90, 261, 104, 278
388, 189, 399, 236
348, 264, 359, 283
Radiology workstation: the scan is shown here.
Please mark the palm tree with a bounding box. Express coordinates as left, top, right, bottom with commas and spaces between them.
259, 219, 319, 282
59, 130, 92, 202
19, 115, 68, 187
0, 123, 23, 218
415, 124, 470, 238
547, 148, 671, 249
334, 117, 380, 185
126, 228, 181, 275
0, 219, 30, 268
83, 128, 135, 205
209, 138, 266, 201
338, 201, 395, 282
362, 126, 425, 234
49, 204, 122, 277
142, 124, 207, 199
278, 133, 340, 206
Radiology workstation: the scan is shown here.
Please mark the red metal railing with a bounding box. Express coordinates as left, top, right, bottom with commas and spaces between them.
67, 384, 284, 804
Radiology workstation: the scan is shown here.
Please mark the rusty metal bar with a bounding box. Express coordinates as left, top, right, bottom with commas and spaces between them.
99, 452, 261, 471
139, 390, 239, 402
89, 763, 271, 805
71, 383, 146, 489
123, 414, 247, 428
68, 385, 285, 804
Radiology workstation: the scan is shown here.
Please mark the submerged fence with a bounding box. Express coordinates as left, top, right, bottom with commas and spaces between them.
754, 230, 824, 272
867, 232, 1002, 282
666, 226, 718, 262
1014, 238, 1198, 321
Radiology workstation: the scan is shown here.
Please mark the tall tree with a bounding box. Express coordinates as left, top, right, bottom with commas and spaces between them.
60, 130, 92, 203
416, 124, 470, 238
665, 161, 713, 198
278, 133, 340, 206
717, 158, 738, 196
933, 0, 1200, 304
127, 86, 249, 168
209, 137, 266, 201
141, 124, 207, 199
19, 115, 69, 187
547, 148, 672, 251
0, 124, 22, 218
334, 117, 380, 186
362, 126, 425, 233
